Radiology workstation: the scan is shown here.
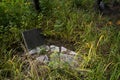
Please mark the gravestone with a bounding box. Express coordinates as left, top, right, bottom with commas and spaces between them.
22, 29, 78, 65
22, 28, 45, 52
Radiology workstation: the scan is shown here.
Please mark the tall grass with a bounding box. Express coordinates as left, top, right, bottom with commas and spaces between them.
0, 0, 120, 80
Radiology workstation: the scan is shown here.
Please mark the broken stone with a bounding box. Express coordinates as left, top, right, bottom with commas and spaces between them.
60, 46, 76, 55
49, 52, 78, 68
28, 45, 77, 55
50, 45, 60, 52
61, 46, 67, 52
69, 51, 76, 55
36, 45, 50, 53
36, 55, 49, 63
29, 49, 37, 55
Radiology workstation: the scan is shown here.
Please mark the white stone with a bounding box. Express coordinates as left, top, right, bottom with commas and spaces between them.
44, 45, 50, 51
69, 51, 76, 55
29, 49, 37, 55
37, 45, 50, 53
50, 45, 60, 52
61, 46, 67, 52
36, 55, 49, 63
36, 47, 41, 53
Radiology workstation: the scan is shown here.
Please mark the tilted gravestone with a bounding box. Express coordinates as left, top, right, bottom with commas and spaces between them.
22, 28, 45, 53
22, 28, 78, 65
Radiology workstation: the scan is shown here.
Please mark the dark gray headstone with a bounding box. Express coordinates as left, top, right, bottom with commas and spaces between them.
22, 28, 45, 51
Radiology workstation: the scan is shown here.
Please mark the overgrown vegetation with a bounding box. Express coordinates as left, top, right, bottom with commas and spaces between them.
0, 0, 120, 80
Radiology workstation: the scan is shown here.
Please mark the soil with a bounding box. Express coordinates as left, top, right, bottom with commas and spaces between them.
102, 2, 120, 20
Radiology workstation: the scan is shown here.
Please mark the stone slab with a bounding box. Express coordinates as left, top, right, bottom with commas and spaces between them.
22, 28, 45, 51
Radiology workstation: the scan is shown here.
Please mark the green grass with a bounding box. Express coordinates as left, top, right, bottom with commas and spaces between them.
0, 0, 120, 80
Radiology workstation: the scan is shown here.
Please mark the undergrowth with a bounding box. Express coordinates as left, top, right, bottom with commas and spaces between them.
0, 0, 120, 80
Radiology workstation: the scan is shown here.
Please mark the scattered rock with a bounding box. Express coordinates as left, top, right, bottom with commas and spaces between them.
61, 46, 67, 52
49, 52, 78, 68
50, 45, 60, 52
29, 49, 37, 55
22, 29, 78, 68
36, 55, 49, 63
28, 44, 78, 67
